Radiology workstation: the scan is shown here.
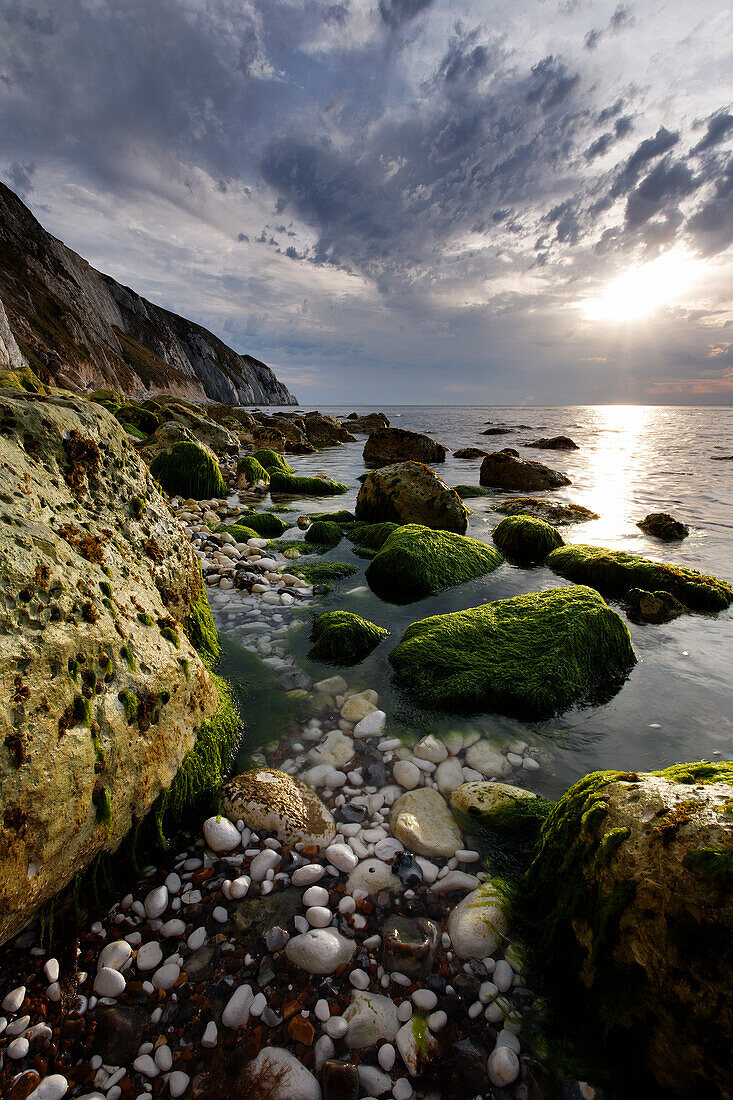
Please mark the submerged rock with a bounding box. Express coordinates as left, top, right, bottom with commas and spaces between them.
480, 449, 571, 490
238, 1047, 321, 1099
388, 585, 636, 718
493, 496, 599, 525
447, 885, 510, 959
382, 916, 439, 979
363, 426, 446, 467
356, 462, 469, 534
343, 991, 400, 1047
285, 928, 356, 974
637, 512, 690, 541
366, 523, 503, 602
390, 787, 463, 858
453, 447, 488, 459
492, 514, 563, 563
220, 768, 336, 848
547, 544, 732, 612
308, 611, 389, 666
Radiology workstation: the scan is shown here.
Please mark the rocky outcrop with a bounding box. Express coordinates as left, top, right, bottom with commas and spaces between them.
0, 181, 295, 406
363, 427, 446, 467
356, 462, 468, 534
0, 392, 224, 944
480, 449, 571, 491
0, 295, 25, 373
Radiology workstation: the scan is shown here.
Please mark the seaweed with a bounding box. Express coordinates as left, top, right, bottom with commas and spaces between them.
366, 523, 503, 603
251, 448, 294, 474
308, 610, 389, 665
269, 470, 348, 496
237, 455, 271, 484
304, 520, 343, 548
149, 441, 227, 499
492, 514, 563, 563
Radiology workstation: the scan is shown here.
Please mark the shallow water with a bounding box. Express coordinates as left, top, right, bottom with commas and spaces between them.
224, 404, 733, 798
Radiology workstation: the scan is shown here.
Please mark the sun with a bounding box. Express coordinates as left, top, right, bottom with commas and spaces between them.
580, 251, 703, 322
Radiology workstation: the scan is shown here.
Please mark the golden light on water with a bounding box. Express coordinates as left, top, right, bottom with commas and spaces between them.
581, 252, 703, 322
583, 405, 652, 538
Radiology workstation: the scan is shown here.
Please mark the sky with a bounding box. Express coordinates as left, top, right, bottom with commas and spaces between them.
0, 0, 731, 405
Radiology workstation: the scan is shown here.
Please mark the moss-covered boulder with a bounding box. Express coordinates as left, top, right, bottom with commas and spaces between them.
308, 509, 356, 524
366, 524, 503, 603
150, 440, 227, 499
269, 470, 348, 496
363, 426, 447, 467
453, 484, 497, 499
493, 497, 599, 525
349, 521, 401, 550
626, 588, 686, 624
219, 523, 262, 543
114, 403, 160, 437
150, 397, 239, 454
388, 585, 636, 718
480, 449, 571, 490
224, 511, 289, 537
356, 461, 469, 534
251, 448, 295, 473
637, 512, 689, 541
308, 610, 389, 665
516, 763, 733, 1098
492, 514, 564, 563
0, 394, 230, 944
237, 454, 270, 486
293, 561, 359, 583
304, 520, 344, 548
547, 544, 732, 612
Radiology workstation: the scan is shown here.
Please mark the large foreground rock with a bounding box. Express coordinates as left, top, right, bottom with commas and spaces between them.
388, 585, 636, 718
356, 461, 468, 534
480, 449, 571, 490
521, 763, 733, 1097
366, 523, 503, 602
363, 426, 446, 467
0, 394, 222, 944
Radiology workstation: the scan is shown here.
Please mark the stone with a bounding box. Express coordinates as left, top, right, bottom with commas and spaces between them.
382, 917, 438, 980
315, 675, 348, 694
151, 963, 180, 991
25, 1076, 69, 1100
395, 1019, 438, 1076
488, 1046, 520, 1086
341, 695, 377, 723
353, 710, 387, 739
393, 761, 421, 790
391, 788, 463, 858
363, 427, 446, 467
355, 461, 468, 534
94, 1006, 147, 1065
637, 512, 689, 541
447, 886, 509, 959
525, 435, 578, 450
144, 885, 169, 920
450, 780, 537, 821
284, 929, 356, 974
220, 768, 336, 848
480, 449, 571, 490
464, 742, 512, 779
321, 1060, 359, 1100
346, 859, 403, 896
238, 1047, 321, 1100
429, 871, 479, 893
203, 815, 240, 853
93, 968, 126, 998
435, 758, 465, 797
414, 735, 448, 763
135, 942, 163, 972
325, 843, 359, 872
493, 497, 599, 526
308, 731, 356, 769
358, 1065, 392, 1097
343, 991, 400, 1048
97, 940, 132, 972
222, 984, 254, 1028
233, 887, 302, 950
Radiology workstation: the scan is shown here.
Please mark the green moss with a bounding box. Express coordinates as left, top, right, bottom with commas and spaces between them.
366, 523, 503, 603
308, 509, 356, 524
597, 827, 631, 868
547, 544, 732, 612
129, 496, 145, 520
222, 511, 289, 537
149, 441, 227, 499
348, 521, 401, 549
219, 523, 259, 543
99, 580, 113, 599
684, 847, 733, 888
137, 611, 154, 626
293, 561, 359, 583
115, 404, 160, 435
0, 365, 48, 394
304, 520, 343, 548
183, 586, 221, 669
454, 792, 554, 882
94, 786, 114, 834
251, 448, 294, 473
308, 610, 389, 665
637, 512, 689, 541
121, 422, 147, 440
492, 514, 564, 563
652, 760, 733, 785
412, 1014, 430, 1056
120, 645, 136, 671
181, 657, 191, 681
118, 690, 139, 723
161, 626, 180, 648
389, 585, 636, 718
74, 695, 93, 728
269, 470, 348, 496
453, 484, 497, 498
237, 455, 271, 484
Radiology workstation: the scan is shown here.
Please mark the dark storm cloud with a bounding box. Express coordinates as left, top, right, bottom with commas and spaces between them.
691, 111, 733, 155
687, 161, 733, 255
378, 0, 436, 31
624, 158, 697, 227
526, 56, 580, 110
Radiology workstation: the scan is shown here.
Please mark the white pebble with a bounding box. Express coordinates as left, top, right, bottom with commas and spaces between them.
203, 815, 240, 853
428, 1010, 447, 1032
230, 876, 251, 899
397, 1000, 413, 1022
379, 1043, 396, 1071
314, 998, 330, 1022
155, 1045, 173, 1072
169, 1071, 190, 1098
44, 959, 60, 983
93, 968, 126, 998
133, 1055, 159, 1078
324, 843, 358, 872
27, 1075, 69, 1100
8, 1036, 29, 1059
186, 928, 207, 951
306, 906, 332, 928
144, 886, 169, 920
411, 989, 437, 1011
302, 885, 329, 907
152, 963, 180, 991
349, 968, 370, 990
325, 1015, 348, 1039
136, 942, 163, 972
2, 986, 25, 1013
292, 864, 325, 886
393, 1078, 413, 1100
488, 1046, 520, 1086
202, 1021, 218, 1048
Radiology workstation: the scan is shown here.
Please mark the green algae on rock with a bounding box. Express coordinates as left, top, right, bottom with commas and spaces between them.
349, 521, 401, 549
222, 511, 290, 537
237, 454, 270, 485
547, 543, 733, 612
308, 509, 356, 524
308, 610, 389, 665
366, 523, 503, 603
492, 514, 564, 563
304, 520, 344, 548
388, 585, 636, 718
269, 470, 349, 496
251, 448, 295, 473
452, 484, 497, 499
493, 496, 599, 525
218, 523, 260, 543
356, 461, 469, 534
293, 560, 359, 583
625, 587, 685, 624
637, 512, 690, 541
149, 440, 227, 499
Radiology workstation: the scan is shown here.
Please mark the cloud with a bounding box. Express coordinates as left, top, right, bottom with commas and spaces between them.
585, 4, 635, 49
691, 111, 733, 155
378, 0, 436, 31
687, 161, 733, 255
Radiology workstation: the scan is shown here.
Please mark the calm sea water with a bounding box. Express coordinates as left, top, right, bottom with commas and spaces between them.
232, 404, 733, 799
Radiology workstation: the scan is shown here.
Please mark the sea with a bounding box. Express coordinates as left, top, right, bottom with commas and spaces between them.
220, 404, 733, 801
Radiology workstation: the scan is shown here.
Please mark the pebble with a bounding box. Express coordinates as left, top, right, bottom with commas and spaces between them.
325, 1015, 349, 1039
393, 1078, 413, 1099
292, 864, 325, 885
324, 842, 359, 872
222, 984, 254, 1028
8, 1036, 30, 1058
27, 1076, 69, 1100
353, 710, 387, 738
136, 942, 163, 971
154, 1045, 173, 1072
488, 1045, 520, 1086
412, 988, 437, 1011
2, 986, 25, 1012
393, 761, 420, 790
132, 1055, 159, 1078
143, 886, 168, 920
379, 1044, 396, 1071
151, 963, 180, 991
349, 968, 370, 990
203, 815, 241, 853
229, 875, 251, 898
169, 1071, 190, 1098
250, 848, 281, 881
493, 959, 513, 992
201, 1021, 218, 1048
306, 905, 332, 928
302, 885, 329, 907
285, 929, 356, 975
93, 968, 126, 998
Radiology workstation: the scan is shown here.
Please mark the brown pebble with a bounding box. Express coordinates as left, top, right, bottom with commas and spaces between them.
7, 1071, 40, 1100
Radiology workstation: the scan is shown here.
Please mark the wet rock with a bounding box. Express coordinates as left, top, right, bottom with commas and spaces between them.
392, 851, 424, 890
284, 928, 356, 974
381, 916, 438, 980
343, 991, 400, 1047
451, 1036, 490, 1091
448, 886, 510, 959
525, 435, 578, 450
185, 944, 220, 981
220, 768, 336, 848
238, 1046, 321, 1099
390, 787, 463, 858
480, 449, 571, 490
322, 1059, 359, 1100
493, 497, 599, 526
233, 887, 302, 950
363, 427, 446, 467
336, 804, 368, 825
637, 512, 689, 541
626, 588, 686, 624
453, 447, 488, 458
346, 859, 403, 896
356, 461, 468, 534
94, 1005, 148, 1065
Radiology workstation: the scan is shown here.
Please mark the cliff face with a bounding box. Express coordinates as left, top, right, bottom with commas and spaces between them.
0, 181, 296, 406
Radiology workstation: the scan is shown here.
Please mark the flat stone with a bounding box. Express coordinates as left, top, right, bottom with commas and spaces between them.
434, 757, 464, 797
98, 940, 132, 972
353, 710, 386, 739
308, 731, 355, 769
220, 768, 336, 848
390, 788, 463, 858
414, 735, 448, 763
393, 760, 420, 790
451, 779, 537, 819
285, 929, 356, 974
447, 886, 510, 959
343, 991, 400, 1048
341, 695, 377, 723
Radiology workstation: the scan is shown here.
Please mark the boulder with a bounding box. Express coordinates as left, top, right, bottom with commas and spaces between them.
0, 394, 223, 944
366, 523, 503, 602
625, 588, 685, 624
480, 449, 571, 491
492, 514, 563, 564
637, 512, 690, 541
356, 462, 468, 534
269, 470, 348, 497
220, 768, 336, 848
304, 411, 355, 447
388, 585, 636, 719
482, 427, 513, 435
150, 398, 240, 454
390, 788, 463, 858
308, 611, 389, 666
251, 448, 294, 474
524, 435, 578, 450
236, 455, 270, 487
363, 427, 447, 467
342, 412, 390, 433
547, 544, 732, 612
493, 497, 599, 525
447, 885, 510, 958
451, 781, 537, 821
149, 440, 227, 499
453, 447, 488, 459
519, 763, 733, 1097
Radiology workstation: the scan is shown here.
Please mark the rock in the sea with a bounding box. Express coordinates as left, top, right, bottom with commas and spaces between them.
390, 788, 463, 858
547, 544, 732, 612
625, 587, 686, 624
238, 1047, 322, 1100
363, 427, 446, 467
524, 435, 578, 450
285, 928, 356, 974
343, 412, 390, 433
448, 884, 510, 958
343, 991, 400, 1047
451, 781, 537, 821
518, 762, 733, 1098
480, 449, 571, 490
365, 524, 503, 603
453, 447, 488, 459
0, 393, 224, 945
149, 439, 227, 499
356, 461, 468, 534
493, 497, 599, 526
636, 512, 690, 541
220, 769, 336, 849
303, 410, 355, 447
308, 611, 389, 666
492, 514, 563, 563
388, 586, 636, 718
